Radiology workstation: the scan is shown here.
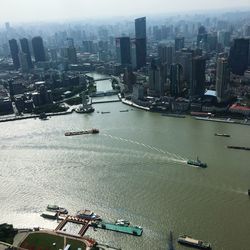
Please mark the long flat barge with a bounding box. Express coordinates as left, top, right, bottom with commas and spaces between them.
65, 128, 99, 136
195, 116, 250, 126
227, 146, 250, 151
195, 117, 235, 123
161, 113, 186, 118
91, 222, 143, 236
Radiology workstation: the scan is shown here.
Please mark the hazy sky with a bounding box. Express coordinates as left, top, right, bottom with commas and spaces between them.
0, 0, 250, 23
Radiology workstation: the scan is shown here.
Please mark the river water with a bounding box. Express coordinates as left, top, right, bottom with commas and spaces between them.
0, 73, 249, 250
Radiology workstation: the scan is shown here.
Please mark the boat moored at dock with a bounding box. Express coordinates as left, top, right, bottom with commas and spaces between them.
115, 219, 130, 226
76, 209, 101, 220
187, 157, 207, 168
46, 204, 68, 214
65, 128, 99, 136
41, 211, 58, 220
177, 234, 211, 249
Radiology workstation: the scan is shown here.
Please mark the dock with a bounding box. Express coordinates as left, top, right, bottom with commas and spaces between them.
92, 222, 143, 236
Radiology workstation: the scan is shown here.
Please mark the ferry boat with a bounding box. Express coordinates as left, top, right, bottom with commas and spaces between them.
76, 209, 101, 220
46, 204, 68, 214
214, 133, 230, 137
187, 157, 207, 168
177, 234, 211, 249
65, 128, 99, 136
41, 211, 58, 220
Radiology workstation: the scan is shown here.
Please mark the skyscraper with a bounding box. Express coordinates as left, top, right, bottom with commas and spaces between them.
116, 37, 131, 65
18, 52, 29, 72
158, 44, 174, 65
191, 56, 206, 98
135, 17, 146, 69
130, 39, 137, 69
20, 38, 32, 68
218, 31, 231, 48
229, 38, 249, 75
32, 36, 46, 62
66, 38, 77, 63
197, 26, 207, 48
216, 58, 230, 102
170, 64, 182, 97
67, 47, 77, 64
175, 49, 194, 86
175, 37, 185, 51
148, 59, 164, 96
9, 39, 20, 69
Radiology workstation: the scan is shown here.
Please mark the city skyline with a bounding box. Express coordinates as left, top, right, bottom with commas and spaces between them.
0, 0, 250, 23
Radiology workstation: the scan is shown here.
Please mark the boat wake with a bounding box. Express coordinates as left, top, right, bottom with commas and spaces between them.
102, 133, 188, 164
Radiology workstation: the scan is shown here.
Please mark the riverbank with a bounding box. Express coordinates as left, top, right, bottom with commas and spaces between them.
0, 110, 73, 123
121, 98, 150, 111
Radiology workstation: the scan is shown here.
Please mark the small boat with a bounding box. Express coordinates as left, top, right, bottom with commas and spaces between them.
177, 234, 211, 249
76, 209, 101, 220
75, 106, 95, 114
115, 219, 130, 226
46, 204, 68, 214
214, 133, 230, 137
119, 109, 129, 112
248, 189, 250, 196
187, 157, 207, 168
101, 111, 110, 114
41, 211, 58, 220
65, 128, 99, 136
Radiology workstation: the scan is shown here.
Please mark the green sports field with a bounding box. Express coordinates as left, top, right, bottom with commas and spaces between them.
20, 232, 87, 250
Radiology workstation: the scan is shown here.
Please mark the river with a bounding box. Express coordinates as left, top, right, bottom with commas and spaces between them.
0, 73, 249, 250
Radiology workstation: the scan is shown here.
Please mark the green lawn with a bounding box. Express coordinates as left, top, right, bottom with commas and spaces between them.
20, 232, 86, 250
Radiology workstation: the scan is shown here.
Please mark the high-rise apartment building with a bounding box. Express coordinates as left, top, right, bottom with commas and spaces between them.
191, 56, 206, 98
158, 44, 174, 65
20, 38, 32, 68
175, 37, 185, 51
116, 37, 131, 65
216, 58, 230, 102
148, 60, 164, 96
229, 38, 249, 75
32, 36, 46, 62
170, 64, 182, 97
9, 39, 20, 69
18, 52, 29, 72
175, 49, 194, 85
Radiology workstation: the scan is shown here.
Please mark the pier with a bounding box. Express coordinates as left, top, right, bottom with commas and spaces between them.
91, 222, 143, 236
92, 99, 121, 104
56, 215, 91, 237
93, 77, 112, 82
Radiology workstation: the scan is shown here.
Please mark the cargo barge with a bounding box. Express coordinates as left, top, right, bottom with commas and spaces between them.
65, 128, 99, 136
177, 234, 211, 249
227, 146, 250, 151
